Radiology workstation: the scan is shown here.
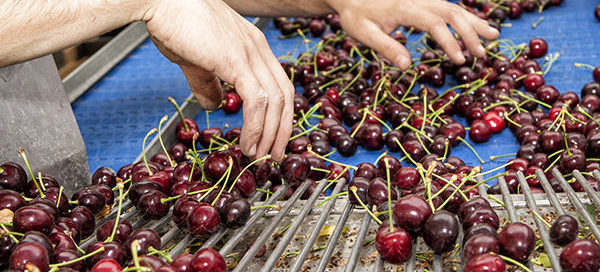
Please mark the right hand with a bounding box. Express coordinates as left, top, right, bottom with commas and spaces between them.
143, 0, 294, 162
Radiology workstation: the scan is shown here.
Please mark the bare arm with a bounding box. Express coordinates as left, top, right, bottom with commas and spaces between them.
0, 0, 151, 67
222, 0, 334, 17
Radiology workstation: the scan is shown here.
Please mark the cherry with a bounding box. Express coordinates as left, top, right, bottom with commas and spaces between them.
13, 206, 54, 235
348, 177, 369, 205
197, 127, 223, 148
49, 231, 76, 252
137, 190, 170, 219
21, 231, 54, 256
27, 174, 59, 198
222, 91, 242, 114
0, 234, 15, 263
463, 209, 500, 231
86, 241, 127, 266
536, 85, 559, 104
204, 150, 240, 183
220, 198, 250, 229
188, 203, 220, 237
464, 224, 498, 242
523, 73, 545, 92
191, 248, 226, 272
581, 94, 600, 112
76, 189, 106, 214
168, 143, 188, 163
287, 136, 310, 154
124, 228, 161, 256
173, 196, 198, 227
559, 148, 586, 172
458, 197, 492, 220
393, 167, 421, 190
498, 222, 535, 263
440, 122, 466, 146
560, 239, 600, 272
402, 140, 427, 162
367, 177, 398, 206
375, 227, 412, 264
309, 19, 326, 36
393, 194, 432, 232
354, 162, 378, 180
68, 206, 95, 238
55, 249, 85, 271
482, 111, 505, 134
587, 132, 600, 157
0, 162, 27, 192
360, 124, 384, 150
463, 234, 501, 261
596, 5, 600, 21
96, 218, 132, 244
376, 155, 402, 177
337, 135, 357, 157
538, 130, 564, 155
0, 189, 25, 211
469, 119, 492, 143
280, 154, 310, 185
91, 184, 115, 205
176, 118, 200, 146
422, 211, 459, 253
55, 217, 82, 243
91, 259, 122, 272
549, 214, 578, 246
127, 255, 166, 271
9, 242, 50, 272
529, 38, 548, 58
464, 253, 506, 272
171, 253, 194, 272
91, 167, 117, 187
233, 170, 256, 198
525, 166, 542, 187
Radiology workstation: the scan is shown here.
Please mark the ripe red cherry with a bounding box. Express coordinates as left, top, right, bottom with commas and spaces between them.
549, 214, 579, 246
469, 120, 492, 143
188, 203, 220, 237
537, 85, 560, 104
96, 218, 132, 244
560, 239, 600, 272
0, 162, 27, 192
124, 228, 161, 256
91, 259, 123, 272
91, 167, 117, 187
422, 211, 459, 253
222, 91, 242, 114
9, 242, 50, 272
367, 177, 398, 206
13, 206, 54, 235
393, 194, 432, 232
176, 118, 200, 146
191, 248, 226, 272
0, 189, 25, 211
529, 38, 548, 58
498, 222, 535, 263
464, 253, 506, 272
375, 227, 412, 264
482, 111, 505, 134
523, 73, 545, 92
393, 167, 421, 190
463, 234, 501, 261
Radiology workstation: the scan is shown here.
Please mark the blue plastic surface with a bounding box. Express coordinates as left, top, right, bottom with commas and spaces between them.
73, 1, 600, 182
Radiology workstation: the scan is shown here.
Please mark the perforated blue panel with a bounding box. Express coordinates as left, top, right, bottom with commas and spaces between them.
73, 1, 600, 182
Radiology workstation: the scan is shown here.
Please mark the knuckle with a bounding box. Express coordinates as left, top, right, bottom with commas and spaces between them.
271, 91, 285, 105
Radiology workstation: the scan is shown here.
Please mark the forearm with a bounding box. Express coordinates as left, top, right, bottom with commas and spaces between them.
222, 0, 336, 17
0, 0, 151, 68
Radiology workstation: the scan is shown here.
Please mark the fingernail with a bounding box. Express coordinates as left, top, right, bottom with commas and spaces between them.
395, 56, 410, 70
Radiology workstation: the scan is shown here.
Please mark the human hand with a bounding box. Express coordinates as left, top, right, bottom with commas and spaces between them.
143, 0, 294, 161
325, 0, 500, 69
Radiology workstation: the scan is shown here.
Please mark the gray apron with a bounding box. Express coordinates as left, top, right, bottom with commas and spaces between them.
0, 55, 90, 194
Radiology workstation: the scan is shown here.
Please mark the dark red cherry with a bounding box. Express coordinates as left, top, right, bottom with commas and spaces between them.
203, 150, 240, 183
463, 234, 501, 261
68, 206, 95, 238
393, 194, 432, 232
523, 73, 545, 92
375, 227, 412, 264
191, 248, 226, 272
0, 189, 25, 211
549, 214, 578, 246
422, 211, 459, 253
377, 155, 402, 177
0, 162, 27, 192
280, 154, 310, 185
91, 184, 115, 205
55, 249, 84, 271
498, 222, 535, 263
367, 177, 398, 206
354, 162, 377, 180
92, 167, 117, 187
287, 136, 310, 154
171, 253, 194, 272
197, 127, 223, 148
9, 242, 50, 272
27, 175, 59, 198
55, 217, 82, 243
91, 259, 123, 272
76, 189, 106, 214
393, 167, 421, 190
86, 241, 127, 266
464, 224, 498, 242
21, 231, 53, 257
124, 228, 161, 256
222, 91, 242, 114
482, 111, 505, 134
168, 143, 188, 163
440, 122, 466, 146
188, 203, 220, 237
137, 190, 170, 219
559, 148, 586, 173
529, 38, 548, 58
469, 120, 492, 143
463, 208, 500, 230
13, 206, 54, 235
96, 218, 132, 244
219, 198, 250, 229
176, 118, 200, 146
536, 85, 559, 104
560, 239, 600, 272
464, 253, 506, 272
360, 124, 384, 150
348, 177, 369, 205
539, 130, 564, 155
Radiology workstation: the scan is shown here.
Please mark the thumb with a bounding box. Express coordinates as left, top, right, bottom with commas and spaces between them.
351, 21, 412, 70
180, 65, 224, 111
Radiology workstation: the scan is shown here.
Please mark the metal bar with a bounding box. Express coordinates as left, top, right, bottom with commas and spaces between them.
594, 170, 600, 183
403, 236, 418, 272
374, 256, 385, 271
64, 22, 149, 103
261, 180, 330, 271
233, 182, 311, 272
516, 171, 562, 272
289, 180, 347, 272
432, 254, 444, 272
344, 213, 371, 272
149, 211, 173, 230
169, 233, 194, 257
219, 182, 291, 256
572, 170, 600, 209
537, 169, 566, 215
201, 182, 273, 250
497, 176, 518, 222
161, 226, 181, 246
476, 175, 488, 199
316, 201, 353, 272
552, 168, 600, 241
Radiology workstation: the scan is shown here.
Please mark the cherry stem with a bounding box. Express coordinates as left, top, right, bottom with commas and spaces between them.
531, 16, 545, 29
442, 139, 449, 161
574, 63, 595, 70
542, 53, 560, 76
512, 90, 552, 109
142, 128, 157, 176
18, 149, 45, 198
457, 137, 485, 164
350, 186, 382, 225
157, 115, 175, 167
530, 209, 552, 229
340, 63, 364, 95
350, 110, 368, 138
545, 153, 563, 173
147, 246, 173, 263
563, 129, 572, 156
130, 239, 142, 269
251, 204, 281, 210
106, 181, 125, 243
51, 248, 104, 269
0, 224, 20, 243
56, 186, 64, 208
316, 191, 348, 209
504, 114, 522, 129
489, 153, 517, 161
363, 109, 392, 131
374, 151, 388, 166
496, 254, 532, 272
437, 175, 469, 211
384, 159, 395, 231
577, 105, 600, 128
394, 138, 418, 166
168, 97, 189, 132
307, 148, 357, 170
0, 167, 3, 174
228, 154, 271, 192
402, 122, 434, 142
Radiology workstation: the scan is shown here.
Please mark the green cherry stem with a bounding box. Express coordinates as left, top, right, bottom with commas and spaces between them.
350, 186, 382, 225
18, 148, 45, 198
457, 137, 485, 164
384, 159, 394, 232
157, 115, 175, 167
228, 154, 271, 192
142, 128, 158, 176
50, 247, 104, 269
106, 181, 125, 243
168, 97, 189, 132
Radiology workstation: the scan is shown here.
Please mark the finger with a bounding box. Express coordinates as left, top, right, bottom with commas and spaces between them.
446, 13, 486, 57
244, 22, 295, 161
235, 71, 268, 158
180, 65, 223, 110
422, 14, 465, 64
351, 20, 412, 69
461, 9, 500, 40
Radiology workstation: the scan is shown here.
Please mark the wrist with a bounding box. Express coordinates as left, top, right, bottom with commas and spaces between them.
118, 0, 159, 22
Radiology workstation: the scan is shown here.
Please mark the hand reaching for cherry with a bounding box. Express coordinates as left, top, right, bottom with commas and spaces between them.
325, 0, 500, 69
